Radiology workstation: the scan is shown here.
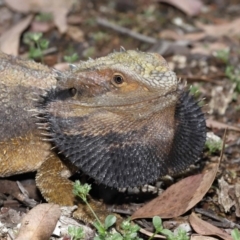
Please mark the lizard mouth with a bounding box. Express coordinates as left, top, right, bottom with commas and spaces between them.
60, 87, 180, 110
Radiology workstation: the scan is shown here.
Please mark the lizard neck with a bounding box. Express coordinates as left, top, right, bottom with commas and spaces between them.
42, 89, 205, 188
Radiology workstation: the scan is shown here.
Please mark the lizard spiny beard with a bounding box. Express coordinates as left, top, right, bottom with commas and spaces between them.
42, 89, 206, 188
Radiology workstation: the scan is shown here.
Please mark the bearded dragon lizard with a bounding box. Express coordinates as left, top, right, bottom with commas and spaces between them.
0, 49, 206, 221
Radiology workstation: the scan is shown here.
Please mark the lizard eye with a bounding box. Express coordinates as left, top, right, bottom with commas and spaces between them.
69, 87, 77, 97
112, 74, 124, 86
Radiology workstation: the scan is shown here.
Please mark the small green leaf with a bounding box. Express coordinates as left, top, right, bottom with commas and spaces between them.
29, 47, 42, 59
104, 215, 116, 229
31, 32, 43, 42
73, 180, 91, 202
64, 53, 79, 63
94, 221, 106, 236
39, 39, 49, 50
161, 228, 174, 238
121, 219, 131, 230
232, 228, 240, 240
110, 232, 123, 240
68, 225, 84, 239
152, 216, 163, 232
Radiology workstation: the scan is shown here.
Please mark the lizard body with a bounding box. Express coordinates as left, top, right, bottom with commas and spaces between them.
0, 50, 206, 221
0, 51, 55, 176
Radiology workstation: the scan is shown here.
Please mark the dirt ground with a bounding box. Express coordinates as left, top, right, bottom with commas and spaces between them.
0, 0, 240, 239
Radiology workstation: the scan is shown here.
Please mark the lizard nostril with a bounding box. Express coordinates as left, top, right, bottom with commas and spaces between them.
69, 87, 77, 97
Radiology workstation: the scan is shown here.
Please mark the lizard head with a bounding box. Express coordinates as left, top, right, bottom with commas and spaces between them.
43, 50, 206, 189
54, 50, 178, 107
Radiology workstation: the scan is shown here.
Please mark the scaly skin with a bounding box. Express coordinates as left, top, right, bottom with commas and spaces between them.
0, 50, 206, 222
0, 51, 55, 176
44, 49, 206, 188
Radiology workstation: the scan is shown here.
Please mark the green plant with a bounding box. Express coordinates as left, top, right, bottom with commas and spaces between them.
85, 17, 96, 27
83, 46, 96, 59
215, 49, 240, 93
215, 49, 230, 64
232, 228, 240, 240
23, 32, 49, 62
150, 216, 189, 240
143, 5, 156, 18
91, 32, 110, 44
189, 84, 201, 98
35, 13, 53, 22
119, 219, 142, 240
225, 65, 240, 92
73, 181, 188, 240
205, 138, 222, 154
64, 45, 79, 63
68, 225, 85, 240
64, 53, 79, 63
73, 181, 142, 240
73, 181, 102, 226
93, 216, 142, 240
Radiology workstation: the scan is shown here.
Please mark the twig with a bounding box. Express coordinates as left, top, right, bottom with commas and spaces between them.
96, 17, 157, 44
42, 46, 58, 55
111, 208, 132, 215
195, 208, 240, 229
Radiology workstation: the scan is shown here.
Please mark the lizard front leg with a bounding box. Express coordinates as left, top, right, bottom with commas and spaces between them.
36, 153, 108, 223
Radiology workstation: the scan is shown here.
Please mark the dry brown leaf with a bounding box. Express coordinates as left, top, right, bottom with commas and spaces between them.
218, 177, 234, 213
67, 26, 84, 42
159, 30, 206, 42
234, 184, 240, 217
0, 179, 37, 206
5, 0, 74, 33
191, 235, 220, 239
159, 30, 181, 40
67, 15, 83, 25
209, 83, 235, 115
0, 15, 33, 55
31, 21, 54, 33
206, 119, 240, 132
15, 203, 61, 240
228, 183, 240, 217
189, 213, 233, 240
196, 18, 240, 37
53, 62, 70, 71
158, 0, 203, 16
191, 42, 229, 55
52, 7, 72, 34
183, 32, 206, 41
131, 160, 219, 220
